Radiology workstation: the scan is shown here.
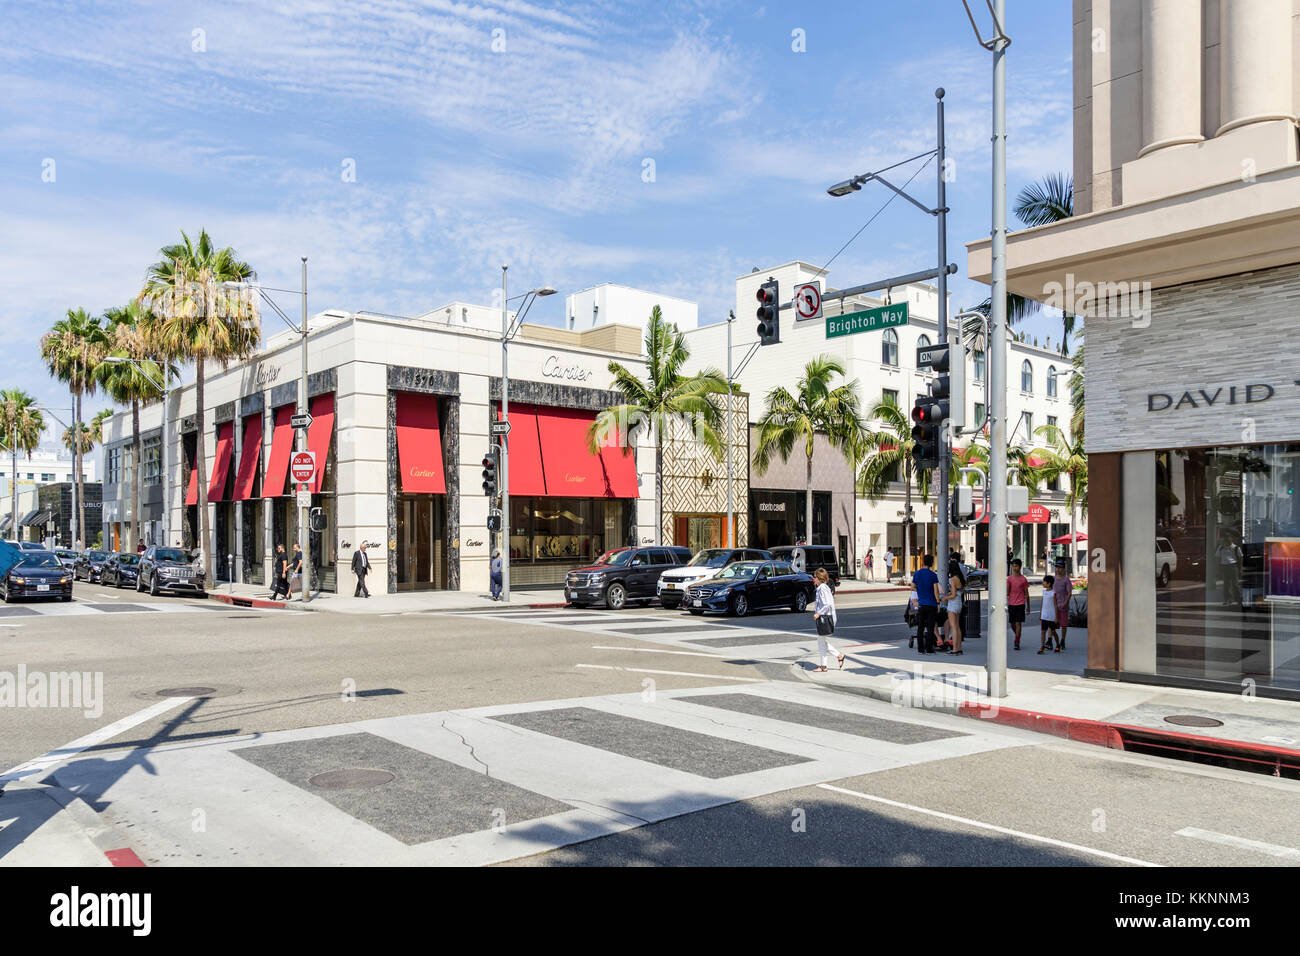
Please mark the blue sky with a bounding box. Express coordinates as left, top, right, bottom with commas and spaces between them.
1, 0, 1074, 430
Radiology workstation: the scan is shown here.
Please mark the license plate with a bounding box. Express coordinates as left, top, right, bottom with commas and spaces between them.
664, 583, 675, 590
693, 599, 702, 607
566, 589, 575, 598
37, 584, 49, 592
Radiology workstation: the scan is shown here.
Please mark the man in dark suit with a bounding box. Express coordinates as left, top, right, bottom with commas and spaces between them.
351, 541, 371, 598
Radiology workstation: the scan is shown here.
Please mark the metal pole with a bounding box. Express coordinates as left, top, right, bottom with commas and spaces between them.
299, 257, 310, 604
726, 309, 734, 549
987, 0, 1009, 698
501, 265, 510, 604
936, 86, 950, 578
161, 380, 170, 547
69, 384, 78, 549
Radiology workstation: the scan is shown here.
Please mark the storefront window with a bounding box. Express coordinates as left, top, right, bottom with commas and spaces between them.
1156, 443, 1300, 690
509, 497, 607, 564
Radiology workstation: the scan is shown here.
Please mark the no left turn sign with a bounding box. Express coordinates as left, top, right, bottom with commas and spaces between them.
794, 282, 822, 321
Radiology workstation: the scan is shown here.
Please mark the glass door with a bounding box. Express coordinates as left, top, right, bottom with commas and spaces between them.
397, 494, 445, 590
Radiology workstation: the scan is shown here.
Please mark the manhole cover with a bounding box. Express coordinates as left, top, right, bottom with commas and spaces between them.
155, 686, 218, 697
1164, 714, 1224, 728
308, 769, 396, 790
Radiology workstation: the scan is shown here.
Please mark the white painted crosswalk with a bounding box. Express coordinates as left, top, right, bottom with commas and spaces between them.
0, 599, 245, 619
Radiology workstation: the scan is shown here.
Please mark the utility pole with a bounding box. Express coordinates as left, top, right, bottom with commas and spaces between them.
500, 265, 510, 604
936, 87, 951, 574
726, 308, 734, 549
298, 257, 310, 604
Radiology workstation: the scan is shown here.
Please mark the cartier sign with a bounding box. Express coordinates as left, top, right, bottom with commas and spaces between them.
252, 365, 282, 388
542, 355, 592, 382
1147, 383, 1280, 412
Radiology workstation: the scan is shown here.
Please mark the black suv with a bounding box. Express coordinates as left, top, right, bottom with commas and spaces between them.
565, 546, 692, 610
137, 546, 204, 596
769, 545, 841, 588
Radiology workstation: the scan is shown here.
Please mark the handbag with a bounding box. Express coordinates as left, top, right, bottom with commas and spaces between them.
289, 573, 302, 594
816, 616, 835, 636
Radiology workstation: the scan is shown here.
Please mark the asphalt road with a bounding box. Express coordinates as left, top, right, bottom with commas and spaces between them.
2, 584, 1297, 868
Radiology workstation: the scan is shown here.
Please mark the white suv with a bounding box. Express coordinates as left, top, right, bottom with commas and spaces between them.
1156, 537, 1178, 587
657, 547, 770, 609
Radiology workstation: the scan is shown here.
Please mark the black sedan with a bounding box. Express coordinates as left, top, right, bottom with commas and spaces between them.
2, 552, 74, 602
683, 560, 815, 617
74, 549, 111, 583
102, 552, 141, 589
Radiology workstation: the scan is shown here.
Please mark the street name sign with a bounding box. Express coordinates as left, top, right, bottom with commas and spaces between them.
826, 302, 908, 339
490, 420, 512, 435
291, 412, 313, 430
290, 451, 316, 484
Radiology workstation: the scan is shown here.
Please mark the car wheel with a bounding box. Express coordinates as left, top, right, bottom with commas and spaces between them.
729, 593, 749, 617
792, 591, 808, 612
149, 574, 160, 597
1, 584, 7, 603
1158, 565, 1170, 587
136, 574, 143, 592
605, 582, 626, 610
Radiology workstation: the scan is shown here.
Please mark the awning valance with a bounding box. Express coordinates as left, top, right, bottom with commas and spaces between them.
306, 393, 334, 494
20, 509, 49, 526
208, 421, 235, 502
504, 403, 638, 499
263, 405, 295, 497
233, 413, 263, 501
395, 392, 446, 494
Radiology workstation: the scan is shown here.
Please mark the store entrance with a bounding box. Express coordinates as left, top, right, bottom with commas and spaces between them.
396, 493, 447, 590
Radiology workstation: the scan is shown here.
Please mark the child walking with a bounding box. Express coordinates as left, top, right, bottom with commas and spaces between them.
1038, 574, 1060, 653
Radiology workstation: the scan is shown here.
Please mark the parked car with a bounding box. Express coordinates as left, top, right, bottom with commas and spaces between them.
74, 549, 111, 583
1156, 537, 1178, 587
1, 551, 73, 602
136, 546, 205, 596
684, 560, 815, 617
768, 545, 841, 588
53, 548, 80, 571
102, 552, 142, 589
4, 539, 52, 553
657, 547, 771, 608
565, 546, 692, 609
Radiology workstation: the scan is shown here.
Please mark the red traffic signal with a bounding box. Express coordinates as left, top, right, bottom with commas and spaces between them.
755, 278, 780, 346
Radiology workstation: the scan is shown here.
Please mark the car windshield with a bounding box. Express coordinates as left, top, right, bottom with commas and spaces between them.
17, 554, 61, 569
688, 549, 733, 568
88, 551, 108, 560
714, 562, 760, 581
116, 554, 139, 565
154, 549, 188, 562
56, 550, 77, 559
592, 549, 632, 567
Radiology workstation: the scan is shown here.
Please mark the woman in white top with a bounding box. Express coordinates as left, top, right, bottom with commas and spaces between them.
812, 567, 844, 671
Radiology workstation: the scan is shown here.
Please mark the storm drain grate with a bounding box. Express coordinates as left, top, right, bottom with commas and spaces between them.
307, 769, 396, 790
1163, 714, 1225, 728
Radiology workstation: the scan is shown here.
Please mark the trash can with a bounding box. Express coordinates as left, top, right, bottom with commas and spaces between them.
962, 587, 982, 640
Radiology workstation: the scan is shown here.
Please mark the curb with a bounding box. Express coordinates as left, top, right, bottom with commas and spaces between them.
209, 592, 288, 610
40, 782, 149, 867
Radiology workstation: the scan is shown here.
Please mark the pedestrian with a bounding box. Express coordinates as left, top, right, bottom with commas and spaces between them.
1052, 558, 1072, 651
883, 548, 895, 584
489, 548, 503, 600
942, 559, 966, 654
1038, 573, 1060, 653
1216, 532, 1242, 607
137, 539, 146, 554
267, 544, 289, 599
811, 567, 843, 672
864, 548, 874, 581
904, 578, 919, 649
1007, 558, 1029, 650
351, 541, 371, 598
912, 554, 942, 655
290, 543, 305, 600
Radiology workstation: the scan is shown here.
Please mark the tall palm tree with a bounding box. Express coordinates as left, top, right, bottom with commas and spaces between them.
754, 356, 865, 546
1030, 422, 1088, 565
857, 397, 932, 575
40, 308, 110, 547
138, 229, 258, 585
89, 407, 114, 445
586, 306, 728, 545
0, 390, 45, 540
102, 302, 173, 551
975, 173, 1076, 354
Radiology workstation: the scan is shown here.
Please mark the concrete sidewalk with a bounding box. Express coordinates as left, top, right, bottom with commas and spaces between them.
797, 641, 1300, 773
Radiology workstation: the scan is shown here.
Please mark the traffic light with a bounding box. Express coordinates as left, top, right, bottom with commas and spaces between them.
482, 445, 499, 497
927, 340, 966, 431
911, 396, 941, 472
950, 485, 975, 525
755, 278, 780, 345
487, 510, 503, 533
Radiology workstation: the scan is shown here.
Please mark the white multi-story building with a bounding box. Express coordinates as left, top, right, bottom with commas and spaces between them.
0, 444, 95, 497
565, 283, 698, 333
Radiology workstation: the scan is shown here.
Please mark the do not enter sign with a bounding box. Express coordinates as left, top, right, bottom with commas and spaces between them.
290, 451, 316, 484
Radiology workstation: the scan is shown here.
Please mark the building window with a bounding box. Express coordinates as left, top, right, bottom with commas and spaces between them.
974, 403, 986, 428
25, 473, 33, 481
882, 329, 899, 367
882, 388, 899, 408
143, 437, 162, 486
41, 473, 53, 482
65, 474, 72, 481
1021, 360, 1033, 393
1047, 364, 1058, 397
974, 349, 985, 382
1047, 414, 1058, 434
916, 333, 931, 351
1023, 412, 1034, 443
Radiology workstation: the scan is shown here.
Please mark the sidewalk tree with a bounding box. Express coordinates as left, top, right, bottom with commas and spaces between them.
586, 305, 727, 545
138, 229, 258, 586
40, 307, 110, 547
755, 355, 865, 548
0, 390, 45, 539
1030, 422, 1088, 567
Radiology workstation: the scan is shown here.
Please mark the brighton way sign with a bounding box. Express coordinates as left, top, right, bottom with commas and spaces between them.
826, 302, 909, 340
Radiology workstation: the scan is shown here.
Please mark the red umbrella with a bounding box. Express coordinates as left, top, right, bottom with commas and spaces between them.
1051, 532, 1086, 544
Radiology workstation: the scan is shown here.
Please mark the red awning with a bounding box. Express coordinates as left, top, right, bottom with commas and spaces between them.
233, 413, 263, 501
306, 393, 335, 493
395, 392, 446, 494
207, 421, 235, 501
599, 442, 639, 499
1018, 503, 1051, 524
1051, 532, 1087, 544
501, 405, 546, 496
263, 405, 295, 497
1027, 455, 1048, 467
536, 405, 639, 498
185, 463, 198, 506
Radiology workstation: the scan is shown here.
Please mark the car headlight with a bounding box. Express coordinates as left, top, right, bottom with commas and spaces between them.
713, 586, 731, 596
60, 576, 71, 583
586, 573, 603, 585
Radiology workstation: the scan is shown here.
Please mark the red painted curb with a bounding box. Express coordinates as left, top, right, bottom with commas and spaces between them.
105, 848, 145, 867
209, 593, 287, 610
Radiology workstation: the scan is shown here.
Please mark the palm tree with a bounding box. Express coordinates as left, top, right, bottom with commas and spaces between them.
102, 302, 173, 551
138, 229, 258, 585
857, 396, 932, 575
89, 408, 114, 445
975, 173, 1076, 354
40, 308, 110, 547
586, 306, 728, 545
754, 356, 865, 546
0, 390, 45, 540
1030, 422, 1088, 567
